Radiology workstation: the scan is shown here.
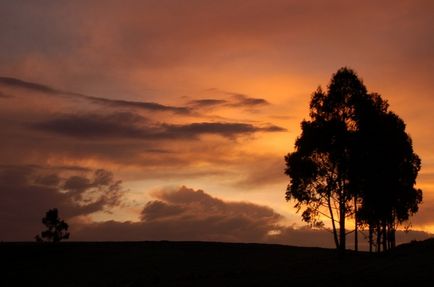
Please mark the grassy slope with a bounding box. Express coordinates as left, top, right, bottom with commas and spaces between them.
1, 240, 434, 286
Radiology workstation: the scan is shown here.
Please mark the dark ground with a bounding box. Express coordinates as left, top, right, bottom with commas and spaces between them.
1, 239, 434, 286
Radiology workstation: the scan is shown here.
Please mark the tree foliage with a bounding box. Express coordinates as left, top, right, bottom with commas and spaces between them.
285, 67, 422, 252
354, 105, 422, 251
35, 208, 70, 243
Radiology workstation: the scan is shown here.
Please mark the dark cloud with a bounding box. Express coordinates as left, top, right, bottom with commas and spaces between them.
227, 93, 270, 107
87, 97, 190, 114
141, 201, 186, 221
0, 163, 92, 173
0, 77, 64, 95
162, 122, 286, 139
136, 185, 282, 243
0, 165, 125, 241
190, 89, 270, 110
32, 112, 151, 140
0, 76, 190, 114
32, 112, 286, 140
75, 186, 282, 243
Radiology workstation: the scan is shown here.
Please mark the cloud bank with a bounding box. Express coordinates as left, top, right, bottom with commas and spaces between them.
0, 165, 125, 240
71, 186, 432, 249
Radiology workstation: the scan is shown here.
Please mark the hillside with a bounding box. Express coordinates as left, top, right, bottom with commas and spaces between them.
2, 240, 434, 286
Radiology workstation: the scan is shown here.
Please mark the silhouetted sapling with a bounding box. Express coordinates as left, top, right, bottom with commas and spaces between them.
35, 208, 70, 243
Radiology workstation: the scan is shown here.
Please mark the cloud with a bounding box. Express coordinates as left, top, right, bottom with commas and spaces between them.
31, 112, 152, 140
70, 186, 433, 248
148, 186, 281, 220
0, 165, 125, 240
162, 122, 286, 139
188, 99, 228, 108
226, 93, 270, 107
0, 76, 190, 114
1, 76, 284, 144
0, 77, 65, 95
141, 201, 186, 221
1, 0, 433, 97
89, 97, 190, 114
189, 89, 270, 110
74, 186, 283, 243
32, 111, 286, 140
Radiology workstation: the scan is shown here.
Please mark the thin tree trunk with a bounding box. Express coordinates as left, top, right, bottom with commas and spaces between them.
339, 192, 346, 252
369, 224, 373, 253
327, 192, 339, 249
354, 195, 358, 252
391, 227, 396, 249
387, 226, 391, 250
382, 222, 387, 252
377, 224, 381, 253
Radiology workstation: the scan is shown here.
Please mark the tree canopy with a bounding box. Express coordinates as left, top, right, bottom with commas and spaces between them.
285, 67, 422, 252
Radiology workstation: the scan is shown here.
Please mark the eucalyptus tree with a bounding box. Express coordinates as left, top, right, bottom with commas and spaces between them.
285, 67, 422, 252
354, 103, 422, 252
285, 67, 369, 251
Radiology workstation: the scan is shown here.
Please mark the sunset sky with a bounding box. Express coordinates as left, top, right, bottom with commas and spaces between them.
1, 0, 433, 246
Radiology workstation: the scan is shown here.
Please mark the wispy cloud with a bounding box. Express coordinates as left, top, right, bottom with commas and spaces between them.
189, 89, 270, 110
0, 77, 191, 114
32, 111, 286, 140
188, 98, 228, 108
225, 92, 270, 107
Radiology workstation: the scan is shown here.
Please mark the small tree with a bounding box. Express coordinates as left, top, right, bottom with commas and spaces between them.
35, 208, 70, 243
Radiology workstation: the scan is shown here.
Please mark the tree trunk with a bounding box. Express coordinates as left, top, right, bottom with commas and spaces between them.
389, 225, 396, 249
339, 192, 346, 252
354, 195, 358, 252
382, 222, 387, 252
377, 225, 381, 253
387, 226, 391, 250
327, 192, 339, 249
369, 224, 373, 253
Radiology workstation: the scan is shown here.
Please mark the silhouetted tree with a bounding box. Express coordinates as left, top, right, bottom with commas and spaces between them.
285, 68, 370, 252
353, 104, 422, 252
35, 208, 70, 243
285, 67, 422, 253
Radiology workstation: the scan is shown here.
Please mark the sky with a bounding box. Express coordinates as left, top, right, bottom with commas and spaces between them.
0, 0, 433, 247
